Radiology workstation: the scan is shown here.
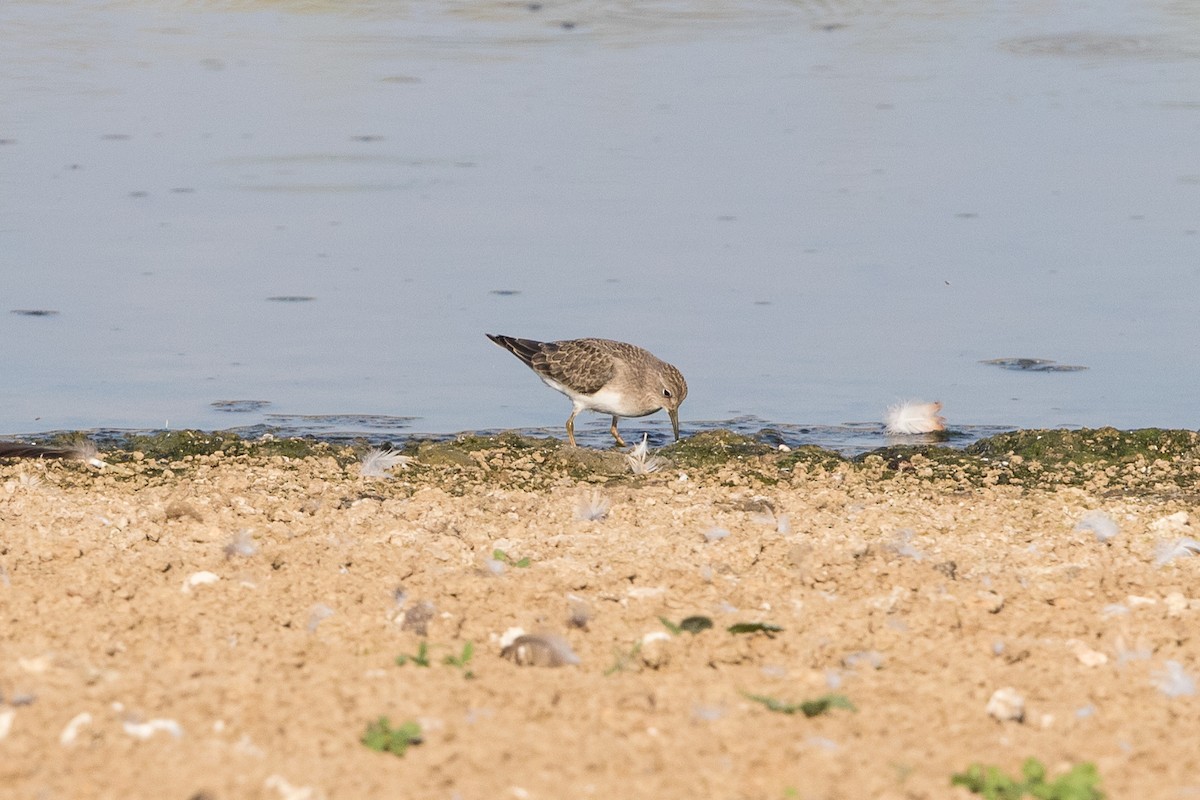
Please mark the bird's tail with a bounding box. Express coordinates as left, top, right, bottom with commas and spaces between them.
486, 334, 545, 368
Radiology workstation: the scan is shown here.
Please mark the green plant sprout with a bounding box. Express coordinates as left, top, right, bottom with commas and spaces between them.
743, 691, 855, 718
492, 549, 531, 568
659, 615, 714, 635
604, 641, 643, 676
395, 641, 431, 667
728, 622, 784, 636
361, 717, 422, 757
951, 758, 1104, 800
443, 641, 475, 678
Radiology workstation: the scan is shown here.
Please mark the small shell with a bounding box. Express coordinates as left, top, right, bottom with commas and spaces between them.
60, 712, 93, 746
123, 718, 183, 739
500, 634, 580, 667
639, 631, 672, 669
182, 571, 220, 593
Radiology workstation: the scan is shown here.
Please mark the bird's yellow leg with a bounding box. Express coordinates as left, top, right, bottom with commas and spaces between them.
610, 416, 627, 447
566, 411, 577, 447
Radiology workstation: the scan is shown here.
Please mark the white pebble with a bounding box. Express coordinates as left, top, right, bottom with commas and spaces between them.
123, 718, 183, 739
639, 631, 672, 668
986, 687, 1025, 722
0, 708, 14, 741
497, 627, 527, 649
1149, 511, 1190, 532
264, 774, 321, 800
182, 571, 220, 593
641, 630, 672, 645
1068, 640, 1108, 667
1165, 592, 1190, 617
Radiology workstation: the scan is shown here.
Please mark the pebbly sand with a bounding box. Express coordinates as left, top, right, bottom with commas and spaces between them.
1, 429, 1199, 799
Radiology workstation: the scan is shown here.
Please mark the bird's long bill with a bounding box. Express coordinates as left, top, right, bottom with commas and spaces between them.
669, 408, 680, 441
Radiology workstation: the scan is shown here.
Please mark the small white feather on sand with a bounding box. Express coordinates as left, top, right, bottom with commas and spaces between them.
626, 434, 666, 475
359, 448, 412, 477
884, 401, 946, 434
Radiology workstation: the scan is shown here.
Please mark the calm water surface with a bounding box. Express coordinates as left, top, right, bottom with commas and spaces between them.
3, 0, 1199, 450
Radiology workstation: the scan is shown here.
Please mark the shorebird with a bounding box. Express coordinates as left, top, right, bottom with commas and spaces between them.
486, 334, 687, 447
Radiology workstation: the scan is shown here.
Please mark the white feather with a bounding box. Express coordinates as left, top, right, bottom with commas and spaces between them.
575, 490, 610, 521
359, 448, 412, 477
884, 401, 946, 434
1151, 660, 1196, 698
625, 434, 666, 475
1155, 537, 1200, 566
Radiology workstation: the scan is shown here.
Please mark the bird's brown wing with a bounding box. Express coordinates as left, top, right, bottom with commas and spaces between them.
532, 339, 616, 395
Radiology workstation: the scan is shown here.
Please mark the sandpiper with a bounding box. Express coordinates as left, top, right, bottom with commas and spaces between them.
486, 334, 687, 447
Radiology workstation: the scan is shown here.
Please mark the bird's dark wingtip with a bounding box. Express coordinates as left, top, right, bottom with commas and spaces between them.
486, 334, 542, 367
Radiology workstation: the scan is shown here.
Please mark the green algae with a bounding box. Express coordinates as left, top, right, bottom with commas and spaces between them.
966, 427, 1200, 464
8, 426, 1200, 496
113, 430, 331, 462
659, 430, 774, 467
777, 445, 848, 472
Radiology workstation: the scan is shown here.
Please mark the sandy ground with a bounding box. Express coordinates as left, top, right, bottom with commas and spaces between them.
1, 435, 1199, 800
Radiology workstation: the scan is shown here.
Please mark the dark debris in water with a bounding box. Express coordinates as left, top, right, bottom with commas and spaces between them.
266, 296, 316, 303
10, 309, 60, 317
263, 414, 417, 431
1001, 33, 1170, 59
211, 400, 272, 413
982, 358, 1087, 372
489, 289, 521, 296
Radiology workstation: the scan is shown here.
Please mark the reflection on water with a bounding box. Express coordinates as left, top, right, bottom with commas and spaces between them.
2, 0, 1199, 438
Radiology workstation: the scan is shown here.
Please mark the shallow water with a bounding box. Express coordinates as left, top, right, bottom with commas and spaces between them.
3, 0, 1199, 445
22, 415, 1023, 459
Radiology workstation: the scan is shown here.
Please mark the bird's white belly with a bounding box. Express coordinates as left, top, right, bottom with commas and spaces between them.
542, 378, 656, 418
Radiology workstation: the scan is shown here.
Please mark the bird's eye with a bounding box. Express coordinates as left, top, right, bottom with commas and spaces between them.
662, 389, 673, 399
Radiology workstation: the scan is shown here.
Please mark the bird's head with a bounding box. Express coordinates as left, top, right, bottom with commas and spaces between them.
657, 364, 687, 440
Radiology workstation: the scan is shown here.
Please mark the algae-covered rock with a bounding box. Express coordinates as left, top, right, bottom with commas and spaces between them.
115, 430, 328, 462
855, 445, 969, 469
967, 427, 1200, 464
776, 445, 846, 472
661, 430, 773, 467
415, 440, 482, 468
